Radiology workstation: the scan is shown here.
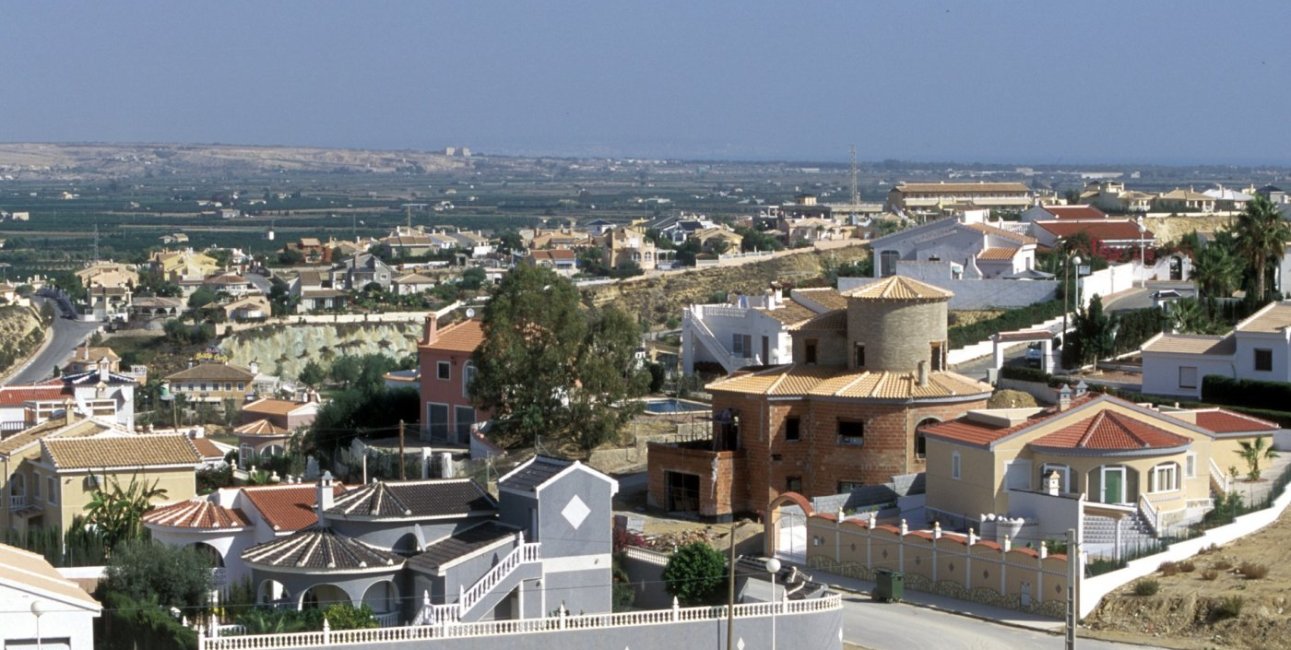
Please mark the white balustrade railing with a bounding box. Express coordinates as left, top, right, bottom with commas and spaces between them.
458, 541, 540, 615
623, 546, 669, 566
199, 594, 842, 650
9, 495, 28, 509
1209, 458, 1232, 493
1136, 494, 1160, 536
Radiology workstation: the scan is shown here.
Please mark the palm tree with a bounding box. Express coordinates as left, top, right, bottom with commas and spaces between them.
1232, 194, 1291, 301
1190, 241, 1241, 300
1236, 437, 1280, 481
83, 476, 169, 548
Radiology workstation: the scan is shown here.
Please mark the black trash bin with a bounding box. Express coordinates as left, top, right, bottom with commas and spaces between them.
873, 569, 904, 603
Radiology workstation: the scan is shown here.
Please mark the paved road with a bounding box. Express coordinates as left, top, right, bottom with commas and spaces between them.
8, 305, 101, 384
952, 348, 1030, 383
840, 594, 1149, 650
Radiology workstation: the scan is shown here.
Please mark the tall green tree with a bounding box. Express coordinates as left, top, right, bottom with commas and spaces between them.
471, 264, 648, 450
661, 542, 726, 605
1064, 294, 1116, 368
102, 540, 213, 611
1233, 194, 1291, 301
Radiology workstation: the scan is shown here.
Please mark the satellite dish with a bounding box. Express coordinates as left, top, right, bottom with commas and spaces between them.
465, 308, 476, 318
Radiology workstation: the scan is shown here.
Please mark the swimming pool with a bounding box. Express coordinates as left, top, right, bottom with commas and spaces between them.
641, 398, 711, 415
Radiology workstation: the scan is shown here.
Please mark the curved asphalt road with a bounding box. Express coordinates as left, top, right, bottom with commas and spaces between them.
7, 301, 101, 385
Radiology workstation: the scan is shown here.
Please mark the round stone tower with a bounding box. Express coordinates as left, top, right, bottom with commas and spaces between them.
844, 276, 951, 372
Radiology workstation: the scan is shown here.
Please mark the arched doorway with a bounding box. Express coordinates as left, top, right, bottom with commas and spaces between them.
300, 584, 351, 610
257, 579, 289, 605
191, 541, 225, 568
764, 492, 813, 562
362, 581, 399, 623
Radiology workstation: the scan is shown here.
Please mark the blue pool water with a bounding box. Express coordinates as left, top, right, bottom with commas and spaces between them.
642, 398, 710, 414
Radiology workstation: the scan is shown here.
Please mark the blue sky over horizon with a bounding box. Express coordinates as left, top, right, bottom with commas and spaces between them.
2, 1, 1289, 165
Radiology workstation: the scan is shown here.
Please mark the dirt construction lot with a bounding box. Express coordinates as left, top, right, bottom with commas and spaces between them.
1086, 503, 1291, 649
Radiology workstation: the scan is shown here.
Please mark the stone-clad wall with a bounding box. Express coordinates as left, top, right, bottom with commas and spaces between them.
803, 513, 1070, 617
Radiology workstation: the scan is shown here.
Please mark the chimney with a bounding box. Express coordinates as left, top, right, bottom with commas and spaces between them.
917, 360, 928, 387
63, 399, 75, 426
1057, 384, 1072, 411
249, 361, 259, 376
1046, 470, 1061, 496
316, 471, 335, 526
422, 314, 439, 345
1074, 380, 1088, 398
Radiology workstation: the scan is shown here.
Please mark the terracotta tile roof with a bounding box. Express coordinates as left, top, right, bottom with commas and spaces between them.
922, 395, 1104, 447
708, 365, 991, 401
234, 419, 291, 437
0, 419, 106, 457
1033, 220, 1152, 242
976, 247, 1020, 261
1032, 411, 1191, 451
43, 434, 202, 470
894, 182, 1031, 194
0, 386, 69, 406
964, 223, 1036, 245
191, 437, 225, 460
242, 484, 346, 532
788, 309, 847, 332
242, 527, 403, 572
531, 249, 577, 262
1141, 334, 1235, 355
1170, 409, 1280, 434
422, 318, 484, 354
143, 499, 250, 529
326, 479, 496, 520
843, 275, 953, 301
242, 399, 310, 417
166, 362, 255, 382
791, 288, 847, 311
1238, 302, 1291, 334
755, 301, 815, 326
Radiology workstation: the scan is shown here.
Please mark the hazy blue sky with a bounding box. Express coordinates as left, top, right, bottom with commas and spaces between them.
2, 1, 1289, 164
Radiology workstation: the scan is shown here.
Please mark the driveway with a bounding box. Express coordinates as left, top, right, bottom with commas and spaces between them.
840, 592, 1152, 650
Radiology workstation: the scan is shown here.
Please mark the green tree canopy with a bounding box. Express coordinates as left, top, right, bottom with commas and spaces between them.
188, 287, 218, 309
102, 539, 213, 611
471, 263, 648, 450
661, 542, 726, 605
1063, 294, 1116, 368
298, 360, 326, 388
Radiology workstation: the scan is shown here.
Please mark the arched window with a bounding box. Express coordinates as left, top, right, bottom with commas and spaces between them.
914, 418, 940, 461
1150, 462, 1181, 493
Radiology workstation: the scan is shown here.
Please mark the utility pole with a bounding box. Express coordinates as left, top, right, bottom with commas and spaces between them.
93, 223, 100, 263
1066, 527, 1079, 650
398, 420, 407, 481
725, 520, 737, 650
849, 145, 859, 219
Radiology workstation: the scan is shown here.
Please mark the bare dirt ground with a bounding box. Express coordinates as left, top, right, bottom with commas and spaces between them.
1086, 502, 1291, 649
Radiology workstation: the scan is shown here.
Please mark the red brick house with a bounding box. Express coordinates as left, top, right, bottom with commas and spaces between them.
417, 316, 487, 443
647, 276, 993, 521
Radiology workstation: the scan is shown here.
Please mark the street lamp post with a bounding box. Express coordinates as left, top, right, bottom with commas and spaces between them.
1136, 216, 1147, 288
1062, 253, 1083, 368
765, 557, 781, 650
31, 600, 46, 650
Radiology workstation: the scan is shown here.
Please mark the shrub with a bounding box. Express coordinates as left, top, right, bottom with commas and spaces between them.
661, 542, 727, 605
947, 300, 1066, 349
1211, 595, 1243, 622
1133, 579, 1159, 596
1201, 569, 1219, 581
1202, 375, 1291, 411
1177, 560, 1196, 573
1238, 562, 1269, 580
1212, 559, 1233, 571
321, 603, 378, 630
1159, 561, 1180, 577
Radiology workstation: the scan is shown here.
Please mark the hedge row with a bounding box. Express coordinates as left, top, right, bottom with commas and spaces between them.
999, 366, 1051, 383
1201, 375, 1291, 412
948, 300, 1067, 349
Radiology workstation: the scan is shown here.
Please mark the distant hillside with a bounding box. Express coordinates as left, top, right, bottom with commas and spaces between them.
0, 305, 45, 377
583, 246, 868, 328
0, 143, 468, 180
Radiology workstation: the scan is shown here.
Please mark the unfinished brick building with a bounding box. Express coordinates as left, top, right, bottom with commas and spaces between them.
648, 276, 992, 521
